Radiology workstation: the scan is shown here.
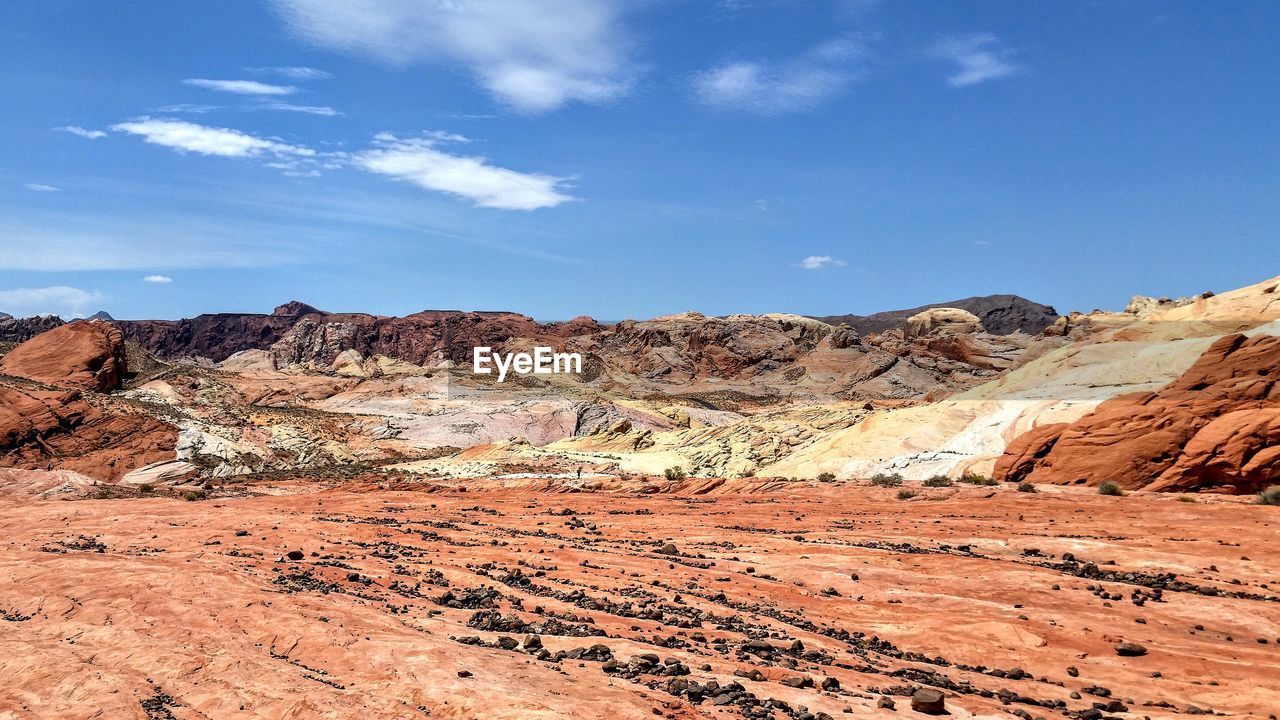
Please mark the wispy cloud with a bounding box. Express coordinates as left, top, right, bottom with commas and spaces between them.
111, 117, 314, 158
352, 132, 575, 211
693, 37, 864, 113
155, 103, 221, 114
0, 286, 102, 318
929, 33, 1020, 87
796, 255, 846, 270
270, 0, 634, 112
182, 78, 297, 95
0, 216, 297, 271
56, 125, 107, 139
256, 101, 341, 116
142, 274, 174, 284
246, 65, 332, 80
23, 183, 61, 192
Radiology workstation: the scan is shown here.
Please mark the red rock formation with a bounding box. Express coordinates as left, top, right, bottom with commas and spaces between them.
0, 385, 176, 481
0, 320, 126, 392
995, 333, 1280, 492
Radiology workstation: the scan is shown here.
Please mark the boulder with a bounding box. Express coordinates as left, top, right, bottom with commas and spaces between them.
905, 308, 984, 339
910, 687, 947, 714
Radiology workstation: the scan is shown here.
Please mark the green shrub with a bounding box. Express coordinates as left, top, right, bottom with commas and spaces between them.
870, 472, 904, 487
817, 472, 836, 483
897, 489, 917, 500
184, 489, 207, 502
959, 472, 997, 486
1098, 481, 1124, 496
1017, 482, 1037, 493
138, 484, 154, 494
1258, 485, 1280, 506
663, 466, 686, 481
923, 475, 954, 488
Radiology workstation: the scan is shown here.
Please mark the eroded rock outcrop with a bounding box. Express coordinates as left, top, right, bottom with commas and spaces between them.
905, 308, 984, 339
0, 385, 176, 481
995, 333, 1280, 492
0, 320, 126, 392
0, 313, 65, 344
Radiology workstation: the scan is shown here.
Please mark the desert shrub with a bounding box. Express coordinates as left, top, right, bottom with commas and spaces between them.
897, 489, 917, 500
959, 472, 997, 486
817, 472, 836, 483
1176, 495, 1197, 503
1017, 482, 1037, 493
663, 466, 686, 481
923, 475, 954, 488
138, 484, 154, 494
1098, 481, 1124, 496
1258, 485, 1280, 506
870, 472, 904, 487
184, 489, 207, 502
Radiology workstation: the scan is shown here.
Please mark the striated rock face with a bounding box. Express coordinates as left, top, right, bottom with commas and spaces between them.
0, 320, 127, 392
995, 333, 1280, 492
0, 313, 65, 344
0, 385, 176, 481
813, 294, 1058, 336
569, 313, 830, 381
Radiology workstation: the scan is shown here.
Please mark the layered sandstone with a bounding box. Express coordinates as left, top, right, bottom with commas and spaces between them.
0, 320, 126, 392
995, 333, 1280, 492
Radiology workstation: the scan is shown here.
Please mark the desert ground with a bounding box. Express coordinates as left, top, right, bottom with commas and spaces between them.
1, 479, 1276, 720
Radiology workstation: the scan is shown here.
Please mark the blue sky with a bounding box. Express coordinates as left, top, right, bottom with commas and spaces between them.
1, 0, 1276, 321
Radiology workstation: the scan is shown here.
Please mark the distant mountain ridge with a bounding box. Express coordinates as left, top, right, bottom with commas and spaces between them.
810, 294, 1059, 335
0, 294, 1060, 362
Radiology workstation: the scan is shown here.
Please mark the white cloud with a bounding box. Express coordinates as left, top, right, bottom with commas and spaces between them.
56, 125, 107, 139
929, 33, 1019, 87
246, 65, 333, 80
155, 103, 221, 114
182, 78, 297, 95
257, 101, 341, 116
796, 255, 846, 270
0, 286, 102, 319
693, 37, 864, 113
24, 183, 61, 192
111, 117, 315, 158
352, 132, 574, 210
142, 275, 174, 284
270, 0, 634, 112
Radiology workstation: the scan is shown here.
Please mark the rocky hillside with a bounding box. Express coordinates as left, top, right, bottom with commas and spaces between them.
812, 294, 1059, 335
0, 312, 64, 343
114, 302, 601, 365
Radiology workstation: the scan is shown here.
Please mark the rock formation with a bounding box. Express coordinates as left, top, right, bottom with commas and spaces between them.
0, 321, 177, 480
813, 294, 1059, 336
995, 332, 1280, 492
0, 385, 176, 481
117, 303, 602, 366
904, 308, 984, 339
0, 312, 65, 344
0, 320, 127, 392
